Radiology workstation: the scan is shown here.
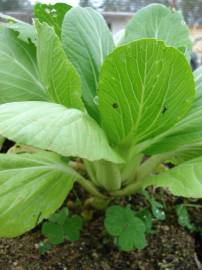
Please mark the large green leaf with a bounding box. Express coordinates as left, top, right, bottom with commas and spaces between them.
0, 13, 36, 44
0, 101, 122, 163
8, 22, 35, 44
61, 7, 115, 119
142, 157, 202, 198
34, 3, 71, 37
98, 39, 195, 146
36, 22, 83, 110
0, 151, 75, 237
0, 27, 48, 103
145, 66, 202, 160
122, 4, 191, 51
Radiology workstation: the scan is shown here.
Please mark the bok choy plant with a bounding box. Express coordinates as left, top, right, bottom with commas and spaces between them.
0, 3, 201, 250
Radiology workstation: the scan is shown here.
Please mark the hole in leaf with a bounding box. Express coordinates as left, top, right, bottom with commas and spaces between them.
45, 8, 51, 14
112, 103, 119, 109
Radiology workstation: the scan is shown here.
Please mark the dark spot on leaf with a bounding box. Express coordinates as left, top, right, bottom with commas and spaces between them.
162, 105, 168, 114
112, 103, 119, 109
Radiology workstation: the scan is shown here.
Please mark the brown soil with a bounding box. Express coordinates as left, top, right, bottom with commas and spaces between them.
0, 198, 201, 270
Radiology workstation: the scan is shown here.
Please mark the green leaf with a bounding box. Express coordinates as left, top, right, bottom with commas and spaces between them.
143, 191, 165, 220
49, 207, 69, 225
0, 101, 123, 163
175, 205, 195, 231
142, 157, 202, 198
122, 4, 191, 51
151, 201, 165, 221
195, 66, 202, 94
42, 222, 64, 245
62, 7, 115, 120
98, 39, 195, 146
105, 206, 125, 236
42, 209, 83, 244
8, 22, 35, 44
0, 151, 75, 237
145, 66, 202, 161
136, 209, 152, 234
34, 3, 71, 37
0, 27, 48, 103
105, 206, 146, 251
36, 21, 84, 110
0, 13, 36, 44
63, 215, 83, 241
39, 241, 52, 255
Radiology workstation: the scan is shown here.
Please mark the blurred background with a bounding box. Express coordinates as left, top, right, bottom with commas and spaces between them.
0, 0, 202, 65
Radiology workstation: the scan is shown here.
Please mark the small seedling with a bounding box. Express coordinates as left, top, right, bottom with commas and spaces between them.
104, 205, 147, 251
175, 204, 198, 232
39, 241, 52, 255
40, 207, 83, 253
143, 191, 166, 221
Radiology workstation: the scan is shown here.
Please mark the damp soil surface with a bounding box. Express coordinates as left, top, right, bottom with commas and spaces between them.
0, 191, 202, 270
